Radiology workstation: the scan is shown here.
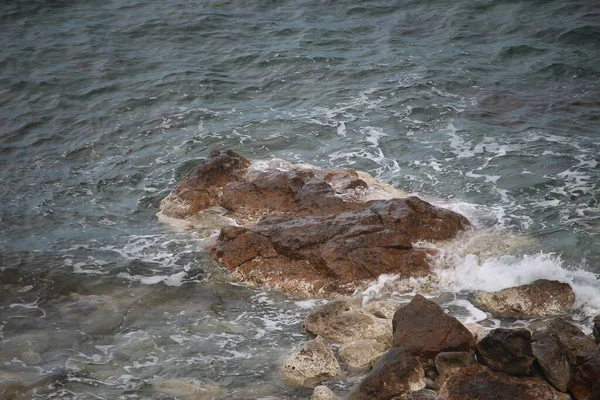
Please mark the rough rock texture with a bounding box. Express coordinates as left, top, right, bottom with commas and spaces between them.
440, 365, 572, 400
435, 352, 477, 386
592, 314, 600, 345
392, 295, 476, 359
159, 150, 471, 295
568, 344, 600, 400
476, 328, 535, 376
210, 196, 469, 294
543, 318, 597, 368
365, 300, 406, 319
532, 334, 571, 392
339, 339, 389, 370
280, 336, 341, 388
311, 385, 341, 400
403, 389, 444, 400
303, 299, 392, 345
159, 150, 251, 219
474, 280, 575, 318
347, 347, 425, 400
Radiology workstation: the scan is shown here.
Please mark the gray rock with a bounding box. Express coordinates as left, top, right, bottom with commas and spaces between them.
546, 318, 596, 367
339, 339, 389, 370
311, 385, 341, 400
304, 299, 391, 345
20, 351, 42, 366
280, 336, 341, 388
532, 334, 570, 392
474, 279, 575, 318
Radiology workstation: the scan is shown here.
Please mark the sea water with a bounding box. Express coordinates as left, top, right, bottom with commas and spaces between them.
1, 0, 599, 398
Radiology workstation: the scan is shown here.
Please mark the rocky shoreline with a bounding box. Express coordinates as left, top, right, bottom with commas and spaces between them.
158, 150, 600, 399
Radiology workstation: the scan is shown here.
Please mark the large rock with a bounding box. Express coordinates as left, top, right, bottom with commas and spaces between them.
543, 318, 596, 368
476, 328, 535, 376
392, 295, 476, 359
474, 280, 575, 318
568, 344, 600, 400
347, 348, 425, 400
532, 334, 571, 392
339, 339, 389, 370
365, 300, 406, 319
280, 336, 342, 388
303, 299, 391, 345
159, 150, 471, 295
440, 365, 571, 400
210, 196, 469, 294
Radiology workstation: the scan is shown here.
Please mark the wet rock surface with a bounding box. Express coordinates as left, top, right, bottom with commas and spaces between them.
280, 336, 342, 388
392, 295, 476, 360
593, 315, 600, 344
568, 344, 600, 400
476, 328, 535, 376
440, 364, 571, 400
160, 150, 471, 294
311, 385, 342, 400
542, 318, 597, 368
474, 279, 575, 318
532, 334, 571, 392
347, 347, 425, 400
303, 299, 392, 345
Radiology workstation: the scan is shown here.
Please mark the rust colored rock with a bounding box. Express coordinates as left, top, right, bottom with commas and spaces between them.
159, 150, 250, 218
474, 279, 575, 318
440, 365, 571, 400
347, 347, 425, 400
568, 344, 600, 400
209, 197, 470, 295
392, 295, 476, 360
476, 328, 535, 376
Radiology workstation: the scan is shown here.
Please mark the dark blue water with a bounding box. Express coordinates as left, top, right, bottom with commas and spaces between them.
1, 0, 599, 398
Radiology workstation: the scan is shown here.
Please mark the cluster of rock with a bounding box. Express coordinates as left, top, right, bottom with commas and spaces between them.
158, 150, 471, 295
282, 295, 600, 400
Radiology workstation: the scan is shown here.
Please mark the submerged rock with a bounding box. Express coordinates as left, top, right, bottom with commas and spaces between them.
303, 299, 391, 345
348, 347, 425, 400
280, 336, 341, 388
476, 328, 535, 376
152, 378, 224, 399
474, 279, 575, 318
392, 295, 476, 360
159, 150, 471, 295
440, 364, 571, 400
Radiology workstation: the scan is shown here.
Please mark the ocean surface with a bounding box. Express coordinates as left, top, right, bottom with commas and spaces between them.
1, 0, 599, 398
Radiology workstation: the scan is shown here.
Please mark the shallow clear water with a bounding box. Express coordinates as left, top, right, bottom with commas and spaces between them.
1, 0, 599, 398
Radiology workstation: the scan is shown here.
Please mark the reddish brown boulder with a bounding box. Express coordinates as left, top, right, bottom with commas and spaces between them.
209, 198, 470, 294
440, 365, 571, 400
476, 328, 535, 376
347, 347, 425, 400
391, 295, 476, 360
568, 344, 600, 400
159, 150, 251, 218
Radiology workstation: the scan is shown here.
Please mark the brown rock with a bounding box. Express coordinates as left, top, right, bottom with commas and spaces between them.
210, 197, 469, 295
544, 318, 597, 368
593, 315, 600, 345
303, 300, 391, 345
532, 334, 571, 392
403, 389, 443, 399
476, 328, 535, 376
568, 344, 600, 400
474, 280, 575, 318
440, 364, 571, 400
392, 295, 476, 360
435, 352, 477, 386
159, 150, 250, 218
348, 347, 425, 400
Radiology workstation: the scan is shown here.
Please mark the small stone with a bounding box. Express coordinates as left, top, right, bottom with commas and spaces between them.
339, 339, 389, 370
312, 385, 341, 400
20, 351, 41, 366
280, 336, 341, 388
